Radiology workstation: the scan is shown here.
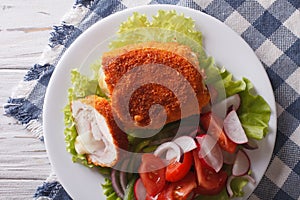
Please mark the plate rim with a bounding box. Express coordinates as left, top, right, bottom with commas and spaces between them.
43, 4, 277, 200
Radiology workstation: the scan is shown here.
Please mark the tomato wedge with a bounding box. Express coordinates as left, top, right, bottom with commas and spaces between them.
192, 149, 228, 195
139, 154, 166, 196
152, 172, 197, 200
200, 112, 237, 153
166, 152, 193, 182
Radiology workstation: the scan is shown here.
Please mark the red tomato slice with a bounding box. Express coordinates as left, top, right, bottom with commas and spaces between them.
166, 152, 193, 182
139, 154, 166, 196
192, 149, 228, 195
200, 112, 237, 153
153, 172, 197, 200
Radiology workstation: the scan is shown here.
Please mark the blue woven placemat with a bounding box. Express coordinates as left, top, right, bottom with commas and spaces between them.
4, 0, 300, 199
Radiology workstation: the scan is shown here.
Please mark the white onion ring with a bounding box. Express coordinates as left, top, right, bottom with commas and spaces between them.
154, 142, 181, 162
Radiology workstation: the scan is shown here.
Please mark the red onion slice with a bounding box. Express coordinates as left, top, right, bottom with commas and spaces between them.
111, 169, 124, 199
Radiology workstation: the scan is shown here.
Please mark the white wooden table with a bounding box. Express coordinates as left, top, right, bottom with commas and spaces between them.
0, 1, 74, 199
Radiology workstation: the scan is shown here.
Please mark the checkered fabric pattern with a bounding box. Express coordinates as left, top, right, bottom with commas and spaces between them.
4, 0, 300, 199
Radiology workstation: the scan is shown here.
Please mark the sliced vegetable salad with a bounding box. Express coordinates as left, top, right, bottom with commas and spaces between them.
63, 10, 271, 200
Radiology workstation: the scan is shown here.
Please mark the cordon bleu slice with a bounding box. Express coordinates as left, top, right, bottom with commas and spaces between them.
71, 95, 128, 167
99, 41, 210, 130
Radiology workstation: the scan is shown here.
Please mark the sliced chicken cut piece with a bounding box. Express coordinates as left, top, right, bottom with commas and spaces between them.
71, 95, 128, 167
99, 41, 210, 130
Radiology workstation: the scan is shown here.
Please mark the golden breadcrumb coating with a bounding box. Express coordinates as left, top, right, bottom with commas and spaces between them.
100, 42, 210, 129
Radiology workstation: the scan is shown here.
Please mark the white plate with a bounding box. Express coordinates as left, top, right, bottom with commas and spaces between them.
44, 5, 277, 200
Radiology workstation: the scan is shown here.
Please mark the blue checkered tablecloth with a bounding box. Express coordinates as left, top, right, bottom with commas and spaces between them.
4, 0, 300, 199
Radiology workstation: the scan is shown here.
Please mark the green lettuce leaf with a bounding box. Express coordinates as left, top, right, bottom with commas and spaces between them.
123, 175, 138, 200
101, 178, 122, 200
118, 12, 150, 33
237, 78, 271, 140
195, 189, 230, 200
70, 69, 105, 99
230, 176, 249, 197
151, 10, 202, 46
220, 68, 246, 97
201, 56, 221, 84
194, 176, 249, 200
110, 10, 203, 53
90, 58, 102, 80
201, 57, 246, 102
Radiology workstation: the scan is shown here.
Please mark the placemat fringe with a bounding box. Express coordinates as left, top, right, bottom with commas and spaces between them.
61, 4, 90, 26
11, 80, 37, 99
26, 119, 44, 140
